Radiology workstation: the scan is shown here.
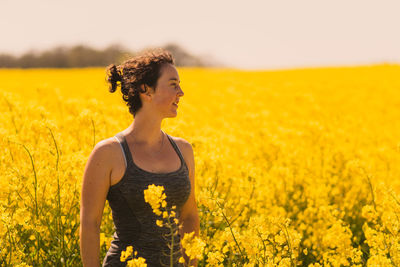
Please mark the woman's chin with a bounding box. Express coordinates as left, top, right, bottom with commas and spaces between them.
166, 110, 178, 118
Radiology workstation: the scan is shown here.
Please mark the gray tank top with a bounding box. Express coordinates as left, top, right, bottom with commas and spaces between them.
102, 131, 191, 267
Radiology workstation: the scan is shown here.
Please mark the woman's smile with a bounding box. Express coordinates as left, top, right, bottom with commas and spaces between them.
172, 99, 179, 107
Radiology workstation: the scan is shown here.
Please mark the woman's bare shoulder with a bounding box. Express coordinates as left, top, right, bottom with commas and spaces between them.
87, 136, 124, 168
168, 135, 194, 169
168, 135, 193, 151
81, 136, 123, 226
92, 136, 121, 155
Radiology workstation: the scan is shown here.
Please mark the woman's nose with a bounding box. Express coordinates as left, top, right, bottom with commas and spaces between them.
178, 87, 184, 96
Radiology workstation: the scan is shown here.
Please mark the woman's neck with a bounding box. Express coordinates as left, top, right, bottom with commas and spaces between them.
124, 114, 164, 147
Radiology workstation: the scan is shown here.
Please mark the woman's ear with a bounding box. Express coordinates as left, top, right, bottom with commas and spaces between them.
140, 84, 153, 102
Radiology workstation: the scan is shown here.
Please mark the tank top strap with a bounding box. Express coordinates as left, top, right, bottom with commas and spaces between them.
165, 133, 185, 163
114, 132, 133, 167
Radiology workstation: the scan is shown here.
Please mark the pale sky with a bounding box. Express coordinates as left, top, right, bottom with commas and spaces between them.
0, 0, 399, 70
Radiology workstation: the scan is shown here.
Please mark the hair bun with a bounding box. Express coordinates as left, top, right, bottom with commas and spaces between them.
106, 64, 122, 93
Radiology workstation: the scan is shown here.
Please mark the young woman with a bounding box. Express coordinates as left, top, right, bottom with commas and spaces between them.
79, 48, 200, 267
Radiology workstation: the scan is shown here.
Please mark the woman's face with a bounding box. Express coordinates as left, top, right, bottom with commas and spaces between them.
147, 63, 184, 118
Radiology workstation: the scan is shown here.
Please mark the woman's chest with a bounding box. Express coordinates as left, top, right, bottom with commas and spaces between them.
117, 170, 191, 214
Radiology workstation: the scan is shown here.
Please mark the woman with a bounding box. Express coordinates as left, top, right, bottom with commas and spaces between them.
80, 48, 200, 267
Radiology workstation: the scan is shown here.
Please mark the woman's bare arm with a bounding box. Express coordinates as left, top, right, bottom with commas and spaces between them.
178, 140, 200, 267
80, 140, 113, 267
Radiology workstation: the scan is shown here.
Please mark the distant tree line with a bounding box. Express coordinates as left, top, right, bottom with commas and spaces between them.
0, 43, 221, 68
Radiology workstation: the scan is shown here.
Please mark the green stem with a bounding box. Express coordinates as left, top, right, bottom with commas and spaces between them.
281, 223, 295, 267
169, 214, 174, 267
21, 144, 38, 219
255, 228, 266, 266
3, 95, 19, 134
91, 118, 96, 148
214, 198, 245, 261
46, 126, 65, 265
365, 173, 376, 211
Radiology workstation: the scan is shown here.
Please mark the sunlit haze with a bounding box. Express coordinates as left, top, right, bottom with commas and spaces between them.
0, 0, 399, 69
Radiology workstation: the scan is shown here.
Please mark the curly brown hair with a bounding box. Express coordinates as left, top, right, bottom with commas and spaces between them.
106, 48, 175, 117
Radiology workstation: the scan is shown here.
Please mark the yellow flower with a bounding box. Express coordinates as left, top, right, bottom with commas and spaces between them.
99, 232, 106, 246
144, 184, 167, 217
156, 219, 164, 227
2, 65, 398, 266
126, 246, 133, 256
181, 231, 205, 260
120, 250, 127, 262
207, 251, 224, 266
120, 245, 136, 262
170, 210, 176, 218
154, 209, 162, 216
127, 257, 147, 266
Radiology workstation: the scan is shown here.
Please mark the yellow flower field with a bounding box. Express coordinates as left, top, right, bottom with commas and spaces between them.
1, 64, 400, 266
